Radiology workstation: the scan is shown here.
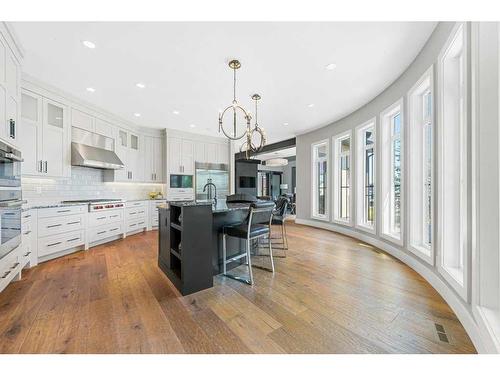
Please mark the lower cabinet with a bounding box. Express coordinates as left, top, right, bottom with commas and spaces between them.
0, 246, 24, 293
149, 199, 167, 229
125, 201, 148, 234
88, 208, 124, 244
36, 205, 87, 261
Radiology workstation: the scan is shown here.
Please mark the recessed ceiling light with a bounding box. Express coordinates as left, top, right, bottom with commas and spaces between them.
82, 40, 96, 49
86, 87, 95, 93
325, 63, 337, 70
173, 110, 180, 115
136, 83, 146, 89
283, 122, 289, 126
308, 103, 315, 108
189, 124, 196, 128
134, 113, 141, 117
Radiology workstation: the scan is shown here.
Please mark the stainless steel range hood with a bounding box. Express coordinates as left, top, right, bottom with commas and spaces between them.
71, 127, 124, 170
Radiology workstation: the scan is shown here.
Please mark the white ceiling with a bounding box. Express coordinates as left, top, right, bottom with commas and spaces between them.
256, 147, 296, 161
12, 22, 436, 144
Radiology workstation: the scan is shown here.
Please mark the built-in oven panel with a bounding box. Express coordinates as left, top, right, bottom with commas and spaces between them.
0, 205, 22, 260
0, 141, 22, 188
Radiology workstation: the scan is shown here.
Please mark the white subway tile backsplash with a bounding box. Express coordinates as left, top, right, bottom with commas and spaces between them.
22, 167, 165, 206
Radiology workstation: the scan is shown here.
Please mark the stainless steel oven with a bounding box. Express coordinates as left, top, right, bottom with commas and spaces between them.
0, 140, 24, 260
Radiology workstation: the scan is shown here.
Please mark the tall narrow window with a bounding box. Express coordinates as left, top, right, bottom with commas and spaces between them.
332, 131, 352, 224
437, 23, 468, 299
408, 68, 434, 263
312, 140, 329, 220
380, 100, 403, 243
356, 120, 376, 231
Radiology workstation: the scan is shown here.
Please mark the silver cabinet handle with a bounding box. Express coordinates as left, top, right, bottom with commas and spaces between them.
43, 161, 48, 173
39, 160, 43, 172
23, 230, 32, 235
109, 227, 119, 232
67, 237, 80, 242
2, 271, 11, 279
24, 252, 32, 257
67, 221, 80, 225
11, 262, 20, 269
47, 241, 62, 247
47, 224, 62, 228
23, 214, 31, 219
57, 209, 71, 213
97, 216, 106, 220
97, 231, 106, 235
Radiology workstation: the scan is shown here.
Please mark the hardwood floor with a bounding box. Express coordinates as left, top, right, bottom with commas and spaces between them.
0, 221, 476, 354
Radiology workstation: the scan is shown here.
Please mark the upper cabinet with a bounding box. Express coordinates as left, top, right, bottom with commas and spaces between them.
144, 135, 164, 182
0, 28, 21, 146
104, 128, 145, 182
18, 89, 70, 178
193, 139, 230, 165
71, 108, 114, 138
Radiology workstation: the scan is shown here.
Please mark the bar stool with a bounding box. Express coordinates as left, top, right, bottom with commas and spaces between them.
222, 201, 276, 285
260, 196, 289, 256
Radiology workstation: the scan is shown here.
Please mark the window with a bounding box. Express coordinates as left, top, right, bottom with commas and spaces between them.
312, 140, 329, 220
380, 100, 403, 243
356, 120, 376, 231
437, 23, 468, 299
332, 131, 352, 224
408, 67, 434, 263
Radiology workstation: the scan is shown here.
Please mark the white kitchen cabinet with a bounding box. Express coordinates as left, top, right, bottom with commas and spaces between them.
104, 128, 144, 182
124, 201, 148, 235
95, 118, 114, 138
168, 136, 183, 174
144, 135, 164, 182
204, 143, 217, 164
181, 139, 194, 174
0, 30, 21, 146
217, 142, 229, 164
18, 90, 70, 178
71, 108, 94, 131
195, 141, 206, 163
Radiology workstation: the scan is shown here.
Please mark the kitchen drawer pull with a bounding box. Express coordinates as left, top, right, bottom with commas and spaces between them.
23, 230, 32, 235
57, 209, 71, 213
24, 252, 32, 257
138, 222, 145, 225
47, 224, 62, 228
67, 221, 80, 225
97, 217, 106, 220
1, 271, 11, 279
129, 212, 137, 215
130, 223, 137, 227
11, 262, 20, 269
97, 231, 106, 235
67, 237, 81, 242
23, 214, 32, 219
47, 241, 62, 247
110, 215, 119, 218
110, 228, 119, 232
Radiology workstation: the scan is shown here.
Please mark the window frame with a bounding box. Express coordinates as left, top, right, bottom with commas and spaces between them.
311, 139, 330, 221
407, 66, 435, 265
436, 22, 469, 301
355, 119, 377, 234
380, 99, 404, 246
332, 129, 353, 226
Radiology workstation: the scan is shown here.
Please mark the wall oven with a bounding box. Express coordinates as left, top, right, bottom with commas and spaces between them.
0, 140, 24, 260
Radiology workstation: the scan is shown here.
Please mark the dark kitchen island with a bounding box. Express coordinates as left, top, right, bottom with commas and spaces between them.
157, 200, 258, 295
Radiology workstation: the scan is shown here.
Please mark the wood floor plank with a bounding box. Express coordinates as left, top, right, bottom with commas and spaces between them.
0, 221, 476, 353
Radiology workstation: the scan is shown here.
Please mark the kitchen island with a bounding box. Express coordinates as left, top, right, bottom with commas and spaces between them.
157, 200, 262, 295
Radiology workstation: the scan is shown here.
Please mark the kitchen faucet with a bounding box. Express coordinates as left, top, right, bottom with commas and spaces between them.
203, 179, 217, 205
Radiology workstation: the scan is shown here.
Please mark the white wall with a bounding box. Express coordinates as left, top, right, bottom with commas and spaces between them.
295, 22, 500, 353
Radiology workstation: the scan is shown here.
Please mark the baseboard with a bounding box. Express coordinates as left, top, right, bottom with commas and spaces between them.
295, 218, 495, 353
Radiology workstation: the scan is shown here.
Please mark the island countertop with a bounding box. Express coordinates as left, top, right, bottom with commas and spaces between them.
168, 200, 264, 213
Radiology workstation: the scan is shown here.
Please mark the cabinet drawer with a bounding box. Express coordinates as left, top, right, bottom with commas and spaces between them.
38, 230, 85, 257
22, 220, 32, 239
88, 210, 123, 227
38, 205, 86, 219
126, 201, 146, 209
126, 207, 146, 220
89, 222, 123, 243
22, 211, 33, 222
38, 214, 85, 237
21, 244, 32, 267
126, 218, 147, 233
0, 249, 21, 283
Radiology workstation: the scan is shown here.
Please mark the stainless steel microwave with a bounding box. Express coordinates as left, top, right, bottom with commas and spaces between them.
170, 174, 193, 189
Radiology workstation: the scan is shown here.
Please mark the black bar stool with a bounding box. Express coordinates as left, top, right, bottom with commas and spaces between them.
222, 201, 275, 285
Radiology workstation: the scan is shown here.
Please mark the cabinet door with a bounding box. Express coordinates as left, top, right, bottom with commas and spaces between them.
181, 139, 194, 175
153, 137, 163, 181
19, 91, 43, 175
129, 133, 143, 181
42, 98, 66, 177
95, 118, 114, 138
217, 143, 229, 164
71, 108, 94, 132
0, 85, 6, 141
143, 136, 154, 182
5, 51, 17, 97
195, 141, 205, 164
204, 143, 217, 164
6, 95, 18, 144
168, 136, 182, 174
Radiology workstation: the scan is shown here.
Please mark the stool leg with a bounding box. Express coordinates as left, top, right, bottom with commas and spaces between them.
246, 239, 254, 285
268, 232, 275, 273
283, 221, 288, 250
222, 233, 227, 275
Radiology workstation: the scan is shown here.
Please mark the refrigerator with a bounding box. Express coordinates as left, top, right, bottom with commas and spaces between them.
195, 162, 230, 201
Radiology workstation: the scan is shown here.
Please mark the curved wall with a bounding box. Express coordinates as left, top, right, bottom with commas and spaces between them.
295, 22, 494, 353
